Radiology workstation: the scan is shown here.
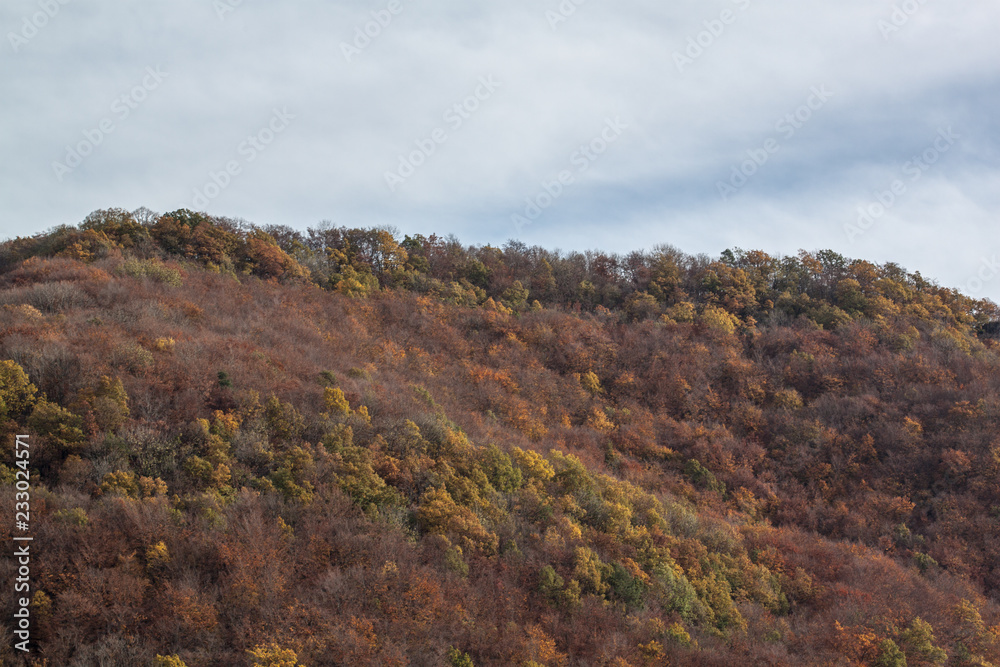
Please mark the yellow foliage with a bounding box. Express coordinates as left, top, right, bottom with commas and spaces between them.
579, 371, 603, 396
138, 476, 168, 497
639, 640, 665, 661
147, 541, 171, 569
154, 337, 176, 352
773, 388, 803, 410
154, 656, 188, 667
323, 387, 351, 416
31, 590, 53, 623
100, 470, 139, 498
699, 304, 740, 334
247, 643, 303, 667
355, 405, 372, 424
573, 547, 609, 596
210, 410, 241, 440
416, 487, 497, 552
667, 301, 697, 323
524, 624, 568, 667
0, 359, 38, 421
512, 447, 555, 483
585, 407, 615, 434
903, 416, 923, 438
665, 622, 693, 647
100, 470, 167, 498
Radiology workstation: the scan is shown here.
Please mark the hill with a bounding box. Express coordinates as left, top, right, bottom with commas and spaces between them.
1, 208, 999, 666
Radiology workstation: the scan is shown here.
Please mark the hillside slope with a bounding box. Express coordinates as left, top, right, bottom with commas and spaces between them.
1, 209, 999, 666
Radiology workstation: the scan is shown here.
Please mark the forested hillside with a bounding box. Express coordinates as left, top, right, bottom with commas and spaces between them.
1, 208, 999, 666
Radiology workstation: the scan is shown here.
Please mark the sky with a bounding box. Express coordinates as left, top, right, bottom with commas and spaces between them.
1, 0, 998, 300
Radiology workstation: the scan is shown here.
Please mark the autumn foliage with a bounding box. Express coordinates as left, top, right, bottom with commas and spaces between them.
1, 208, 999, 665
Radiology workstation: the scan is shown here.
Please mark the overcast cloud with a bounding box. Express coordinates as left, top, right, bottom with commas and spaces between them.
1, 0, 998, 299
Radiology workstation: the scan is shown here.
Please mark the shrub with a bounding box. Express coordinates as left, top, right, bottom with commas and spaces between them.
270, 447, 316, 504
323, 387, 350, 416
0, 359, 38, 421
99, 470, 140, 497
444, 543, 469, 577
666, 301, 697, 323
482, 444, 522, 493
154, 657, 188, 667
700, 304, 740, 334
666, 622, 693, 647
28, 401, 86, 451
264, 396, 304, 442
52, 507, 89, 526
347, 367, 371, 380
874, 639, 907, 667
146, 541, 171, 571
84, 376, 130, 432
512, 447, 555, 484
248, 643, 302, 667
11, 281, 94, 313
606, 562, 646, 606
773, 388, 804, 410
111, 342, 154, 373
684, 458, 726, 494
539, 565, 565, 605
416, 487, 497, 552
154, 337, 176, 352
579, 370, 603, 396
899, 618, 947, 666
115, 258, 182, 286
447, 646, 475, 667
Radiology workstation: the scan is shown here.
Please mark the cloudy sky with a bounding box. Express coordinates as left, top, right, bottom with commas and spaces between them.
2, 0, 998, 299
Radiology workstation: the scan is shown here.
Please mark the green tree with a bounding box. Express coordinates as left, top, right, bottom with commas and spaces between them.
899, 618, 947, 666
874, 639, 907, 667
0, 360, 38, 421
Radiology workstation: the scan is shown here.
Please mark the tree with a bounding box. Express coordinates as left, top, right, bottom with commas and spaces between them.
874, 639, 907, 667
248, 643, 302, 667
0, 360, 38, 421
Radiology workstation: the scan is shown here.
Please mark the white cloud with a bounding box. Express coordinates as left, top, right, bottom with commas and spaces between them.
1, 0, 998, 299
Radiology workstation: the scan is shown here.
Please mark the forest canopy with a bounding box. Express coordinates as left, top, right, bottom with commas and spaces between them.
1, 207, 999, 666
